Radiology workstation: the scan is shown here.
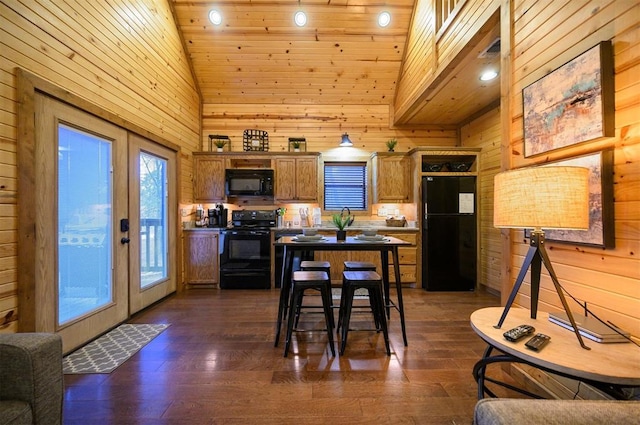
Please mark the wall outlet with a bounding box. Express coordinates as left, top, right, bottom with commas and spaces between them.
378, 207, 387, 217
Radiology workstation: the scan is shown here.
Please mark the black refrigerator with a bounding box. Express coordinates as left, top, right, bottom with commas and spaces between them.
422, 176, 477, 291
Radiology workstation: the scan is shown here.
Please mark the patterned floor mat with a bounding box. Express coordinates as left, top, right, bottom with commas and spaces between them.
63, 323, 169, 374
332, 288, 369, 300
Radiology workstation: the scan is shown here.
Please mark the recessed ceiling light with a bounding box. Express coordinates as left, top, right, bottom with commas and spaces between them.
378, 11, 391, 27
480, 70, 498, 81
294, 11, 307, 27
208, 10, 222, 26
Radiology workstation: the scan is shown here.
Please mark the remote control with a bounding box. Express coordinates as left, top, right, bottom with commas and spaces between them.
525, 333, 551, 352
503, 324, 535, 342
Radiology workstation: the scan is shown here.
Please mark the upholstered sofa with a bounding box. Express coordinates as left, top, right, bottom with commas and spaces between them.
0, 333, 63, 425
473, 398, 640, 424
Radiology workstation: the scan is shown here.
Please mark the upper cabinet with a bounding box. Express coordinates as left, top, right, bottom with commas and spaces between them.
193, 154, 226, 202
193, 152, 320, 203
371, 153, 412, 203
274, 155, 320, 202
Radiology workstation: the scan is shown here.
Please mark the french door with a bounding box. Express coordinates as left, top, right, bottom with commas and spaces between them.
128, 134, 176, 314
35, 95, 128, 352
34, 94, 176, 353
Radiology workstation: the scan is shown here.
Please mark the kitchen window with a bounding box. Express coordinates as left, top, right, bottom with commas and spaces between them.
324, 162, 367, 211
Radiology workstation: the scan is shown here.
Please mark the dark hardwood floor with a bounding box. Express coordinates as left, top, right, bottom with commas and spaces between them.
63, 286, 509, 424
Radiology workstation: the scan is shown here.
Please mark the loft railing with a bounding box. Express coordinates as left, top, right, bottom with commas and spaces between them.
435, 0, 466, 38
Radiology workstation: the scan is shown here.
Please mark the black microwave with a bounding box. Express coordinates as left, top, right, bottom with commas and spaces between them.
225, 169, 274, 197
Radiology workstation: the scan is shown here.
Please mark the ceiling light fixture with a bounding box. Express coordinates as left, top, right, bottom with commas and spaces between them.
480, 70, 498, 81
378, 11, 391, 27
294, 11, 307, 27
339, 133, 353, 147
208, 10, 222, 26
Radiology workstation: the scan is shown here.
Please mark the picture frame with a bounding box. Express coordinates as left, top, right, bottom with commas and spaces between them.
523, 41, 614, 157
525, 150, 614, 248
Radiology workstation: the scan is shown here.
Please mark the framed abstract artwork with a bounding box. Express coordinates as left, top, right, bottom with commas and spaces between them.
526, 150, 614, 248
523, 41, 614, 157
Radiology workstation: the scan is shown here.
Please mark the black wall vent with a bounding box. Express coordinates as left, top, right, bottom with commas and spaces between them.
478, 38, 501, 58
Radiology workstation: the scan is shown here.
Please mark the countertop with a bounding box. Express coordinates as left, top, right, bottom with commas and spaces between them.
272, 225, 418, 233
183, 224, 419, 233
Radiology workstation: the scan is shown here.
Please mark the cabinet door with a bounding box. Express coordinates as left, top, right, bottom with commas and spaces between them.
194, 156, 225, 202
294, 157, 318, 201
184, 232, 218, 284
274, 158, 296, 201
274, 157, 318, 202
374, 156, 411, 203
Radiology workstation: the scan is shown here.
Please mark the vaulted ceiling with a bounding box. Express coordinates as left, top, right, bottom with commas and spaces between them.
171, 0, 500, 126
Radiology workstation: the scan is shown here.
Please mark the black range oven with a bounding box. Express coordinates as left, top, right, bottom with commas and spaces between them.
219, 210, 275, 289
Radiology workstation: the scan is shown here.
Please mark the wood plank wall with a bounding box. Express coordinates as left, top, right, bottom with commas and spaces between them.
394, 0, 501, 123
0, 0, 200, 332
200, 103, 457, 170
461, 108, 501, 293
508, 0, 640, 337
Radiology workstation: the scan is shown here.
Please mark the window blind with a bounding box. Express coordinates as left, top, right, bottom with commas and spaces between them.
324, 162, 367, 210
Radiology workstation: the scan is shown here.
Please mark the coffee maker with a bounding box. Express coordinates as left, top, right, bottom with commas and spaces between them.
208, 203, 228, 228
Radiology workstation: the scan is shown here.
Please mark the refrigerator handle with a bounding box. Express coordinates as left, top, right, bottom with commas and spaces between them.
423, 203, 428, 229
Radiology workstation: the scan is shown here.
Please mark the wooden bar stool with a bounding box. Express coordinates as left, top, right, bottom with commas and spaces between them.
284, 270, 336, 358
338, 271, 390, 356
301, 260, 331, 273
296, 260, 334, 328
342, 261, 377, 325
343, 261, 377, 272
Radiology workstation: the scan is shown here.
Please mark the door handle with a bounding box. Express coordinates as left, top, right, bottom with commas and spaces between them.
121, 237, 130, 244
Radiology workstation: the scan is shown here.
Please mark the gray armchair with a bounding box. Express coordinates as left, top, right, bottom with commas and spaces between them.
0, 333, 63, 425
473, 398, 640, 424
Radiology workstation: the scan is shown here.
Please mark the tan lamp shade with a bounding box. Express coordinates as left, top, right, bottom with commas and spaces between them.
494, 166, 590, 230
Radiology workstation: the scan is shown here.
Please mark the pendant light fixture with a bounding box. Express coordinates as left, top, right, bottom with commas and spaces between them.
340, 133, 353, 147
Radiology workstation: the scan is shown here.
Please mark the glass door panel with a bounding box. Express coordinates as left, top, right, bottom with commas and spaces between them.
139, 152, 168, 288
58, 125, 113, 325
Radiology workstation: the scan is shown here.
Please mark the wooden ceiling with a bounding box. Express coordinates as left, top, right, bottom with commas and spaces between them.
171, 0, 500, 126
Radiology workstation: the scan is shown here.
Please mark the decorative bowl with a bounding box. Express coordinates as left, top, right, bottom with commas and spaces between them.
302, 228, 318, 236
362, 229, 377, 236
423, 163, 445, 172
448, 162, 473, 172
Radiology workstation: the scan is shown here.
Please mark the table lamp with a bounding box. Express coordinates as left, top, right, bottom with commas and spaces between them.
493, 166, 591, 349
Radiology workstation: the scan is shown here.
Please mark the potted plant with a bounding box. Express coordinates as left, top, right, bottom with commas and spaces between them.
291, 140, 301, 152
213, 138, 226, 152
386, 138, 398, 152
332, 213, 351, 241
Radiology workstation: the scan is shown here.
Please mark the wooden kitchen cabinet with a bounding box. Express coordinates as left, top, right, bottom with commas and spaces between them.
183, 231, 218, 285
194, 154, 226, 202
274, 155, 319, 202
371, 153, 411, 203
